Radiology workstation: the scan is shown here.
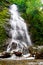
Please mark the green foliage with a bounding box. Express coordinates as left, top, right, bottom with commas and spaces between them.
0, 7, 9, 24
0, 7, 9, 45
27, 10, 43, 45
0, 0, 43, 45
26, 0, 41, 14
0, 26, 7, 45
9, 0, 26, 12
24, 0, 43, 45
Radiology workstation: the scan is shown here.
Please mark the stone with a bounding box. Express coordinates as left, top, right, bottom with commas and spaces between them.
0, 52, 11, 58
13, 51, 22, 57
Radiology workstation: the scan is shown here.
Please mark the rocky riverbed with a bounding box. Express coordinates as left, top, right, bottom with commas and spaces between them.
0, 46, 43, 59
0, 46, 43, 65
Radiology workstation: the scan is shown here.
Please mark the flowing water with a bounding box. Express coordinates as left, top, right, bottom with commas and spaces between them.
5, 4, 34, 60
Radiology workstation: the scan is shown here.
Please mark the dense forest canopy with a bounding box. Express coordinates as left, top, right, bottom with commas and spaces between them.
0, 0, 43, 46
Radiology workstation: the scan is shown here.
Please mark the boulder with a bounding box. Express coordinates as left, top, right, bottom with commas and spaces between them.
0, 52, 11, 58
13, 51, 22, 57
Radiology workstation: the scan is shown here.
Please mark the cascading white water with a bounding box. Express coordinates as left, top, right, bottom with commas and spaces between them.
6, 4, 34, 59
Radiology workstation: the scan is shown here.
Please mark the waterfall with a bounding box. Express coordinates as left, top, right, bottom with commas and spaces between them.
6, 4, 33, 59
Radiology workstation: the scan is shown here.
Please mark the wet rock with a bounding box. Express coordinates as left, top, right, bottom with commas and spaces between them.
8, 42, 17, 51
13, 51, 22, 57
0, 52, 11, 58
11, 42, 17, 49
